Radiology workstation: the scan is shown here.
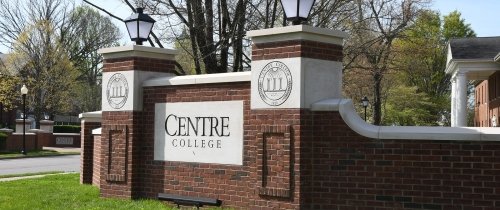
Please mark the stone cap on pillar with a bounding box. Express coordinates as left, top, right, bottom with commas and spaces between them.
247, 25, 347, 45
79, 111, 102, 123
40, 120, 54, 125
16, 118, 33, 124
98, 45, 177, 60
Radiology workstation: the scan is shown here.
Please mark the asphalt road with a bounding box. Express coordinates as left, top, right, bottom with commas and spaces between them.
0, 155, 80, 175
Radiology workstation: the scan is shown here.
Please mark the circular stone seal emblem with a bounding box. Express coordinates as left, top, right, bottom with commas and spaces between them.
106, 73, 129, 109
258, 61, 293, 106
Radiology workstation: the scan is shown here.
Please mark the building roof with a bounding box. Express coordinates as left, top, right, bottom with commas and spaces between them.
449, 36, 500, 60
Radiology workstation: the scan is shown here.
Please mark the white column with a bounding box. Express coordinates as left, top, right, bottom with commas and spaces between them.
451, 78, 456, 127
456, 73, 468, 127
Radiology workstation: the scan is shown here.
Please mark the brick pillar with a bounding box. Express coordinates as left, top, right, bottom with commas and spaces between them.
79, 111, 102, 184
98, 45, 177, 198
247, 25, 346, 208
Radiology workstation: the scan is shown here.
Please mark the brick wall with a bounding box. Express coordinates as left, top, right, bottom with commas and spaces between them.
81, 121, 101, 184
252, 40, 343, 61
5, 134, 38, 152
302, 111, 500, 209
103, 57, 176, 73
93, 135, 101, 187
93, 79, 500, 209
137, 82, 306, 209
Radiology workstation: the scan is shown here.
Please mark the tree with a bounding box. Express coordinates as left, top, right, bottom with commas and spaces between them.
64, 6, 121, 113
390, 10, 475, 125
0, 56, 21, 113
0, 0, 121, 126
383, 85, 435, 126
85, 0, 356, 75
141, 0, 248, 74
0, 0, 120, 126
344, 0, 428, 125
9, 20, 79, 127
442, 10, 476, 40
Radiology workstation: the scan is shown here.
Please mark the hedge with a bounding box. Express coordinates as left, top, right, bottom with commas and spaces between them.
53, 125, 81, 133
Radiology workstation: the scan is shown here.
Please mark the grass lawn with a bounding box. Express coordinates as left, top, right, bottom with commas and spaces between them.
0, 150, 80, 159
0, 173, 171, 210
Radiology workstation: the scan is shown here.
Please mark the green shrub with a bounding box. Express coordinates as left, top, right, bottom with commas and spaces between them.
0, 132, 7, 151
53, 125, 81, 133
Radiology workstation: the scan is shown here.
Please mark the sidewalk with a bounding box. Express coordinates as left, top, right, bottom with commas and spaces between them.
43, 146, 80, 153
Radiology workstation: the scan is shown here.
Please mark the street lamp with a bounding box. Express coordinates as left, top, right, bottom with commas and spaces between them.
280, 0, 316, 25
124, 8, 156, 45
361, 96, 369, 121
20, 84, 28, 155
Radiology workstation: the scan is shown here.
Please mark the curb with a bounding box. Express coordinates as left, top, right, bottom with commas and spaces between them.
0, 153, 80, 160
0, 172, 78, 182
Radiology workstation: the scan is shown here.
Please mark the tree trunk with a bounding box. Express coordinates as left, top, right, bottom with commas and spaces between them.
232, 0, 246, 72
0, 103, 3, 125
185, 1, 202, 74
373, 71, 382, 125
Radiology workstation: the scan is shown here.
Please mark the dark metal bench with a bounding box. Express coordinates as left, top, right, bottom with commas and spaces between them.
158, 193, 221, 209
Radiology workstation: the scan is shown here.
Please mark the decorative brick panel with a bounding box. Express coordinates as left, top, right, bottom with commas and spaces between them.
257, 125, 292, 198
103, 57, 176, 73
106, 125, 128, 182
100, 111, 141, 199
252, 40, 343, 61
80, 121, 101, 184
92, 135, 101, 187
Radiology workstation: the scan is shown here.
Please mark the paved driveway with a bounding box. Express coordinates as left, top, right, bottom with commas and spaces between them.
0, 155, 80, 175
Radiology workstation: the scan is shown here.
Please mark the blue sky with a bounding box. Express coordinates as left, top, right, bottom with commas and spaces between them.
431, 0, 500, 37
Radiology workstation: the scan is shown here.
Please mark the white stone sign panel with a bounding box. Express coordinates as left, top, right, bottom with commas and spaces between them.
154, 101, 244, 165
102, 70, 174, 111
56, 137, 73, 145
251, 58, 343, 109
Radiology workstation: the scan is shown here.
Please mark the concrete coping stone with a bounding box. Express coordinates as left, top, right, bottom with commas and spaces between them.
92, 128, 101, 135
0, 128, 13, 133
311, 98, 500, 141
98, 45, 178, 60
53, 133, 80, 136
143, 71, 251, 87
11, 133, 36, 135
246, 25, 347, 45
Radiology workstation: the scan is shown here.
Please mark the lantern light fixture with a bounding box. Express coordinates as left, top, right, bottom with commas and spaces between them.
124, 8, 156, 45
361, 96, 369, 121
280, 0, 316, 25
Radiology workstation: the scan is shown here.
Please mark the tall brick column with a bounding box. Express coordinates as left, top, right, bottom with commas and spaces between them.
79, 111, 102, 184
98, 45, 177, 198
247, 25, 347, 208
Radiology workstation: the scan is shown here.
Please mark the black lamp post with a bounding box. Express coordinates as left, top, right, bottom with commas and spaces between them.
361, 96, 369, 121
21, 84, 28, 155
124, 8, 156, 45
280, 0, 316, 25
